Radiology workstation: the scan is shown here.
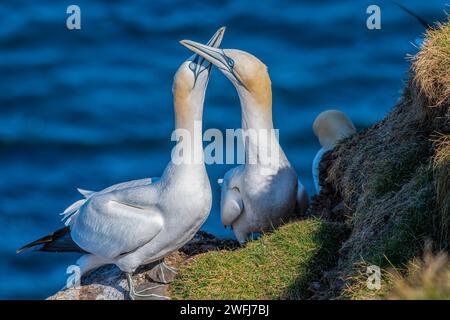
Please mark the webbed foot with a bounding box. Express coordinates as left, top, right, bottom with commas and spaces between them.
126, 273, 169, 300
149, 260, 178, 284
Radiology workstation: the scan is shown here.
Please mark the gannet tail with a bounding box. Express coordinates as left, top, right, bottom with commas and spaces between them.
77, 188, 95, 198
16, 226, 86, 254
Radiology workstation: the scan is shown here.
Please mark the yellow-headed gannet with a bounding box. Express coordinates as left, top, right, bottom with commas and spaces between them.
312, 110, 356, 193
17, 27, 226, 300
180, 40, 309, 243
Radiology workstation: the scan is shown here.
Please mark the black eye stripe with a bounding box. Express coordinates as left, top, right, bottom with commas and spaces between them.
188, 54, 212, 89
189, 55, 208, 78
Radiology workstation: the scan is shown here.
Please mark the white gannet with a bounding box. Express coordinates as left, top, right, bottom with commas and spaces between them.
311, 110, 356, 193
180, 40, 309, 243
17, 27, 226, 300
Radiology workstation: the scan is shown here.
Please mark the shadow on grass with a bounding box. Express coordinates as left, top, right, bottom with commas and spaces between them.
281, 220, 349, 299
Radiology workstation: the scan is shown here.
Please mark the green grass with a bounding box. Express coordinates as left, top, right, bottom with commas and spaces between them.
337, 164, 439, 300
365, 165, 437, 267
170, 219, 346, 300
372, 142, 430, 197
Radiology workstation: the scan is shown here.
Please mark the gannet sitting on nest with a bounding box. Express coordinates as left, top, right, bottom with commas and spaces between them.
180, 39, 309, 243
312, 110, 356, 193
17, 27, 226, 300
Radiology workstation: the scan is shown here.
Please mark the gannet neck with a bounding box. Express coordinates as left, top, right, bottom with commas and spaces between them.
237, 90, 287, 169
240, 97, 273, 131
173, 66, 205, 130
174, 98, 204, 132
169, 93, 206, 173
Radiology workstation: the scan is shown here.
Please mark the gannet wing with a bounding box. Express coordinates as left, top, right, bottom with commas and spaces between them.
96, 177, 159, 195
61, 177, 159, 224
221, 187, 243, 226
71, 195, 163, 260
220, 168, 244, 226
312, 148, 326, 194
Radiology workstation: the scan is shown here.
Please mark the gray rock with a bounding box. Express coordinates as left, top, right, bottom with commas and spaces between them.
47, 231, 239, 300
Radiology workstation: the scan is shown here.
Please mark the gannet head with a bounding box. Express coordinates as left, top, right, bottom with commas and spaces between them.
173, 27, 225, 107
179, 40, 272, 108
313, 110, 356, 149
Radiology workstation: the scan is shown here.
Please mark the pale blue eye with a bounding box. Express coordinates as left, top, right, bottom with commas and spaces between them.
227, 58, 234, 68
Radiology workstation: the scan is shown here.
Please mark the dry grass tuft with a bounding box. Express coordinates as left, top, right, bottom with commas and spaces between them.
341, 246, 450, 300
389, 248, 450, 300
413, 16, 450, 108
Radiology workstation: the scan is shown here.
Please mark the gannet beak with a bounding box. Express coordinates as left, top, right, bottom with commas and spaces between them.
181, 39, 247, 89
181, 39, 230, 74
205, 26, 226, 48
186, 27, 226, 83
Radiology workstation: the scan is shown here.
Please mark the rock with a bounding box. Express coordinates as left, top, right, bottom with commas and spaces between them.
47, 231, 238, 300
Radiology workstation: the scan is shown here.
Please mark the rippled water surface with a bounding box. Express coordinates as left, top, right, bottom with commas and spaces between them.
0, 0, 447, 299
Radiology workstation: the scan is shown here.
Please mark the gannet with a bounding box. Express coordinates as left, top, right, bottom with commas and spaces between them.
17, 27, 226, 300
311, 110, 356, 193
180, 40, 309, 243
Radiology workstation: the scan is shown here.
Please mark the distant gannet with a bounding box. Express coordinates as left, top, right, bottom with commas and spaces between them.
180, 40, 309, 243
312, 110, 356, 193
17, 27, 226, 300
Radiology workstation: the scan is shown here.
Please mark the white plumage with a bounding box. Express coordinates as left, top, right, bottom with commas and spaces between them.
311, 110, 356, 193
180, 40, 309, 243
19, 27, 226, 300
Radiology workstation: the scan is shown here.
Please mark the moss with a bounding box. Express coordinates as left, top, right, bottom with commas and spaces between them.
170, 219, 346, 300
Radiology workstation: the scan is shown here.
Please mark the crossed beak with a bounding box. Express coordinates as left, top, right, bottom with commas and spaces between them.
181, 33, 247, 89
182, 39, 231, 73
188, 27, 226, 79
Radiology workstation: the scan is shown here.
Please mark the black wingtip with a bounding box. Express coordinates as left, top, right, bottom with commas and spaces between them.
392, 1, 432, 29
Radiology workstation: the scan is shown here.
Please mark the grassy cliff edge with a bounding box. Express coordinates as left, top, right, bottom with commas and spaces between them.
170, 18, 450, 300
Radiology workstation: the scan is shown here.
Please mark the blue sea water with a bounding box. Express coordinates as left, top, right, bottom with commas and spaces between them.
0, 0, 447, 299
